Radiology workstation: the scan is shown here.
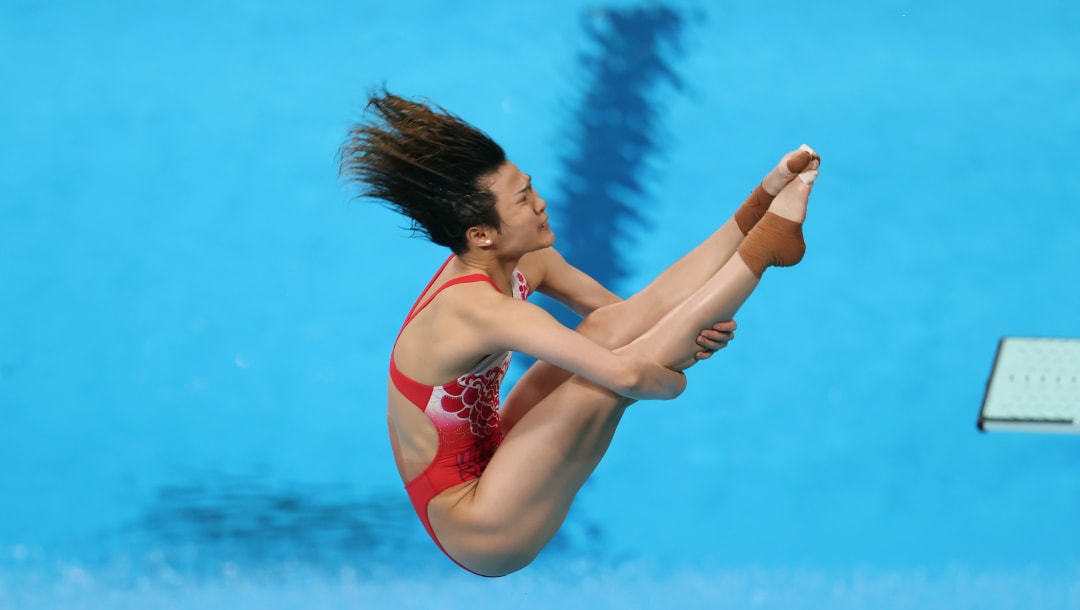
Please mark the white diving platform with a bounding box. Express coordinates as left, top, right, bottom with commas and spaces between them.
979, 337, 1080, 434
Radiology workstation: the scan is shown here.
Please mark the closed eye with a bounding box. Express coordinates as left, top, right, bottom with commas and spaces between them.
515, 175, 533, 202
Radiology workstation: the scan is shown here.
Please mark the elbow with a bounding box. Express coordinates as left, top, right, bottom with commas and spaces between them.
578, 303, 629, 349
612, 364, 647, 399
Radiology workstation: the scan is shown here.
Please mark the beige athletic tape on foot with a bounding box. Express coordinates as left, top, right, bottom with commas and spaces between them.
736, 212, 806, 278
733, 150, 816, 235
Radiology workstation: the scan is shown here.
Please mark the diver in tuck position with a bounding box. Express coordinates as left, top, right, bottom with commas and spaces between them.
339, 91, 820, 576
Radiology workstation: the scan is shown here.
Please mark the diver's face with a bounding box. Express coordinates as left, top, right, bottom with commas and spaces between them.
486, 161, 554, 253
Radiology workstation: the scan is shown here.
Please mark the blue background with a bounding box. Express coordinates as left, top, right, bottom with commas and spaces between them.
1, 1, 1078, 608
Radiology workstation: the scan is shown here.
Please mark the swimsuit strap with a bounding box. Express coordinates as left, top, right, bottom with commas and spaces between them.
406, 273, 500, 325
390, 258, 503, 409
403, 255, 457, 318
401, 255, 502, 326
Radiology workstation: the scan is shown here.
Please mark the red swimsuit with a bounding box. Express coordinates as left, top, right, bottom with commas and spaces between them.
389, 256, 530, 571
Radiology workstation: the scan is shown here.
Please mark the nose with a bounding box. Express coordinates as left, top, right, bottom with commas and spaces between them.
534, 194, 546, 214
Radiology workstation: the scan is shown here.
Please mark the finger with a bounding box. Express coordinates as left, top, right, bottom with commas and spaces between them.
698, 329, 734, 342
694, 350, 713, 361
698, 332, 733, 348
696, 336, 727, 351
712, 320, 737, 332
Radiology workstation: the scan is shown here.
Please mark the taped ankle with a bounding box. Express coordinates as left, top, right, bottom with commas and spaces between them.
736, 212, 806, 278
734, 184, 773, 235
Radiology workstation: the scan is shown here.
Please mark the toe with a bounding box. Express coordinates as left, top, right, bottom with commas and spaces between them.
797, 169, 819, 186
784, 148, 815, 174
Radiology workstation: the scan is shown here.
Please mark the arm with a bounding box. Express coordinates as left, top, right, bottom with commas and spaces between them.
518, 248, 621, 317
465, 289, 685, 401
521, 247, 737, 361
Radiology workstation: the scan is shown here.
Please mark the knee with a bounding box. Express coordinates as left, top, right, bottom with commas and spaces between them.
578, 302, 629, 348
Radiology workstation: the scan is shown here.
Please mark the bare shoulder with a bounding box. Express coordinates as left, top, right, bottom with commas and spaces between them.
437, 279, 574, 357
516, 247, 567, 290
453, 281, 541, 333
395, 280, 520, 379
519, 248, 619, 317
428, 279, 513, 326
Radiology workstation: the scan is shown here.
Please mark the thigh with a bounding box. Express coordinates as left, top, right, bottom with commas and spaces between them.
501, 359, 574, 432
432, 374, 633, 575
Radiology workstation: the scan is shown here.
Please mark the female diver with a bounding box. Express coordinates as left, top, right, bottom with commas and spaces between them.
339, 91, 820, 576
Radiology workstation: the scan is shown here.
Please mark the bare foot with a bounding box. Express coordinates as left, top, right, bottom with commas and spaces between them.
765, 168, 818, 224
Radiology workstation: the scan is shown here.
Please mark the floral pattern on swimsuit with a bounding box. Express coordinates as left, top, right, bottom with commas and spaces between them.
428, 353, 511, 481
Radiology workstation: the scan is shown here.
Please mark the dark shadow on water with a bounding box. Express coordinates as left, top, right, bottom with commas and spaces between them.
550, 5, 689, 292
123, 472, 425, 574
123, 470, 617, 575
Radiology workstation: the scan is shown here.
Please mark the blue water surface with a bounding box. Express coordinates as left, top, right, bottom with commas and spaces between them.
1, 0, 1079, 608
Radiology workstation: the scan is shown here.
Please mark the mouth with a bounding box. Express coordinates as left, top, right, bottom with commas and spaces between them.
539, 218, 550, 231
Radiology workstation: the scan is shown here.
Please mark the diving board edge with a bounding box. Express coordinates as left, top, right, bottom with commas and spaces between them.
977, 417, 1078, 434
977, 336, 1080, 435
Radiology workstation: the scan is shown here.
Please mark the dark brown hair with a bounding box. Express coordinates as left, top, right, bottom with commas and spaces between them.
339, 91, 507, 254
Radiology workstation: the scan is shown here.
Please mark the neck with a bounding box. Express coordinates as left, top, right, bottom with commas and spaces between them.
454, 249, 519, 294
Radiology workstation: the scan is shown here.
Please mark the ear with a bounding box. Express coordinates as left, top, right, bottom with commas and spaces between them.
465, 225, 497, 249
